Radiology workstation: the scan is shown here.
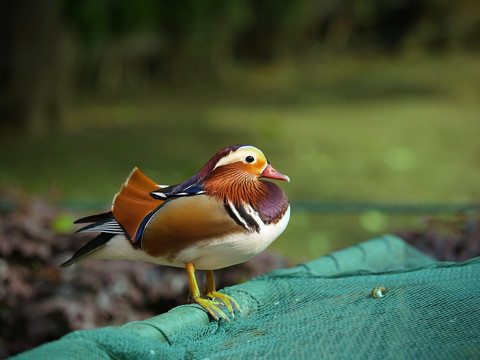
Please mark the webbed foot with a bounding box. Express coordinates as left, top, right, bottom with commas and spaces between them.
194, 297, 231, 322
207, 291, 241, 317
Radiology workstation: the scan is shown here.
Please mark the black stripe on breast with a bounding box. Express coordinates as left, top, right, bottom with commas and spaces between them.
224, 204, 261, 233
224, 204, 247, 230
237, 205, 261, 233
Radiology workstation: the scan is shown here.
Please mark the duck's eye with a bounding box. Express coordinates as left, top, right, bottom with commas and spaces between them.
245, 155, 255, 163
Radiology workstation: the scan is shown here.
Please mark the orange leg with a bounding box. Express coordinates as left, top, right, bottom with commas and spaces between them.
205, 270, 241, 316
185, 263, 230, 322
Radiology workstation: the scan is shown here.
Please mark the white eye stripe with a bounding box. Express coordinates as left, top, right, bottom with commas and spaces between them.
214, 146, 265, 169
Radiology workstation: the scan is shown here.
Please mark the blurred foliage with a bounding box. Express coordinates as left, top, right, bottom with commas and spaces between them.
56, 0, 480, 90
398, 213, 480, 262
2, 0, 480, 134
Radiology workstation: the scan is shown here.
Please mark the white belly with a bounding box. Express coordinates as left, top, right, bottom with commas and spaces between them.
176, 205, 290, 269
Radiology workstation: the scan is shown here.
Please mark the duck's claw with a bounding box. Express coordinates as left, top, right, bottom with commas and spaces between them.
195, 297, 230, 322
207, 291, 241, 316
186, 264, 239, 322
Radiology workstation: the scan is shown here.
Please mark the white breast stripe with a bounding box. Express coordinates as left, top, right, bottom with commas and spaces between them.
228, 202, 251, 230
227, 202, 265, 233
244, 204, 264, 227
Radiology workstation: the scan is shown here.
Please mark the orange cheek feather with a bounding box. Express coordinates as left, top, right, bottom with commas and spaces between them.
203, 163, 268, 208
236, 159, 267, 176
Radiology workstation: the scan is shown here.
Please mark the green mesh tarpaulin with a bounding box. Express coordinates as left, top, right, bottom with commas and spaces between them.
11, 235, 480, 359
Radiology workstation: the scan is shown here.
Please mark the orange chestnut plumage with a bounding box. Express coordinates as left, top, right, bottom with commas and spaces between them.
111, 167, 162, 241
62, 144, 290, 321
203, 161, 290, 209
203, 164, 268, 208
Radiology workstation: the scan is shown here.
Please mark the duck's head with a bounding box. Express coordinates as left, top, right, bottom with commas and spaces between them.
201, 144, 289, 206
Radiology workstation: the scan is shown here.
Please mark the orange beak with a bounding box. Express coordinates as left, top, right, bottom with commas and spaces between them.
261, 164, 290, 182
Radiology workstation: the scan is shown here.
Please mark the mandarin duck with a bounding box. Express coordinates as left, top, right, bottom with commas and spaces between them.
61, 144, 290, 321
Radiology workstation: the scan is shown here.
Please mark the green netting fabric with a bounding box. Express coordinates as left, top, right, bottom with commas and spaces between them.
11, 235, 480, 359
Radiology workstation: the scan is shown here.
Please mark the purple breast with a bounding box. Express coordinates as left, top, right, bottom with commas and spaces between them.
258, 181, 289, 224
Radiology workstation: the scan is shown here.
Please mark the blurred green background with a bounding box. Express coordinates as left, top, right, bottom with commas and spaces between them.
1, 0, 480, 263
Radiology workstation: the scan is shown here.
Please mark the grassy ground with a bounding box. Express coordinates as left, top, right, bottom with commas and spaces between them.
2, 53, 480, 262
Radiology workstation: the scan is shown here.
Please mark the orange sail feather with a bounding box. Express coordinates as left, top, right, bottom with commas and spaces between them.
112, 168, 165, 242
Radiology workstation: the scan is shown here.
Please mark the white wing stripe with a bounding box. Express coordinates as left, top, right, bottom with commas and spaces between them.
78, 220, 124, 234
